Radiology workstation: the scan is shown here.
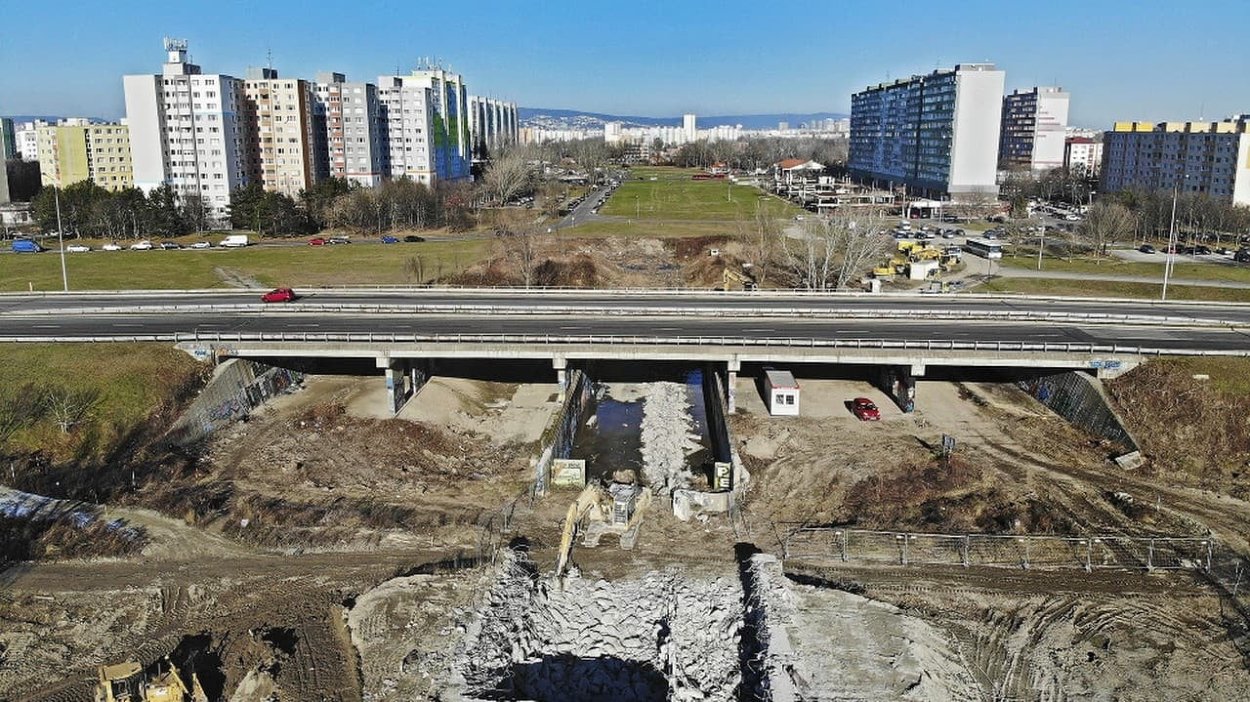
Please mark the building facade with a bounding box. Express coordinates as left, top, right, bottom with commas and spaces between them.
36, 122, 133, 191
241, 68, 321, 197
1101, 117, 1250, 206
1064, 137, 1103, 176
850, 63, 1005, 199
378, 67, 472, 184
0, 118, 15, 163
14, 121, 47, 161
467, 95, 518, 158
313, 73, 387, 187
123, 39, 249, 223
999, 86, 1069, 172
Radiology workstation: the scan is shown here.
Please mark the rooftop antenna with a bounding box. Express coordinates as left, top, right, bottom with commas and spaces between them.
266, 48, 273, 70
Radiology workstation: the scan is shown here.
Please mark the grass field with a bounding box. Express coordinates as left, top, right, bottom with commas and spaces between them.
600, 166, 799, 221
0, 343, 207, 460
974, 277, 1250, 302
0, 238, 491, 291
999, 251, 1250, 284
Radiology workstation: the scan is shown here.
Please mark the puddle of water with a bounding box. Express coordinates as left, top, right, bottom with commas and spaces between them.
571, 370, 713, 485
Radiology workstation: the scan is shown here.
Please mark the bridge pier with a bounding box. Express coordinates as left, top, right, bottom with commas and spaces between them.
726, 358, 740, 413
553, 356, 568, 400
879, 364, 919, 413
378, 356, 429, 416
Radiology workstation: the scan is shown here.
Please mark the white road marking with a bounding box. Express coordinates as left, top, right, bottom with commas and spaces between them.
33, 324, 60, 329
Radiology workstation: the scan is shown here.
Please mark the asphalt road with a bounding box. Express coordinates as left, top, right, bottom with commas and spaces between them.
3, 290, 1250, 325
1, 311, 1248, 353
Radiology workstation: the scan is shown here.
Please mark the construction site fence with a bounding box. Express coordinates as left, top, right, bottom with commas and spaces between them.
776, 527, 1216, 573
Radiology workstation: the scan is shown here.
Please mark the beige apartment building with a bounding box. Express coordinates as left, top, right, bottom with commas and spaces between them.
242, 68, 321, 197
36, 121, 134, 191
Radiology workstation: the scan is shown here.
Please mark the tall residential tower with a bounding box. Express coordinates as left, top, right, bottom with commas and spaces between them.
313, 73, 387, 186
999, 87, 1070, 172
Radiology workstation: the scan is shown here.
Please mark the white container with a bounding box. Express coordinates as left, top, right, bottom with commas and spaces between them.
763, 369, 800, 417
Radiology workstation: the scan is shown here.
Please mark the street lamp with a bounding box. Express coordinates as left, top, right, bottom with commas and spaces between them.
54, 187, 68, 292
1162, 177, 1189, 301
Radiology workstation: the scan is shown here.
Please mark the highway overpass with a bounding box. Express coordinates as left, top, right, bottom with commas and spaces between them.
3, 289, 1249, 412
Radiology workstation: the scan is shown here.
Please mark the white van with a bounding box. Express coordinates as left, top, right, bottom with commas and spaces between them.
220, 234, 250, 248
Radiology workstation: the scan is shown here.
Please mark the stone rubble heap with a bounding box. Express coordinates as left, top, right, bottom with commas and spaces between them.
640, 381, 703, 494
452, 550, 743, 701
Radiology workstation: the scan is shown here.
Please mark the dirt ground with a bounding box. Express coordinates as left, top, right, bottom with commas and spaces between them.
3, 370, 1250, 701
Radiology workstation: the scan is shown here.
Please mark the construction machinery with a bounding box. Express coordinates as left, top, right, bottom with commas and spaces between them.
95, 659, 207, 702
721, 264, 758, 291
555, 470, 652, 583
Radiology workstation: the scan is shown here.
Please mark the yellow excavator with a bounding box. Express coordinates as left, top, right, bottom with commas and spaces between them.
721, 265, 758, 291
554, 470, 652, 584
95, 659, 207, 702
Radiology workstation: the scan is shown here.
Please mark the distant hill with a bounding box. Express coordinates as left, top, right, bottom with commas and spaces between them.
519, 108, 848, 131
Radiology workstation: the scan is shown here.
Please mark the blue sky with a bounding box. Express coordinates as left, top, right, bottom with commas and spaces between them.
1, 0, 1246, 127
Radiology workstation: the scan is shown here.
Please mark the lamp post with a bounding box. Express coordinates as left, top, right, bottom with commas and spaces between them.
54, 187, 68, 292
1162, 184, 1179, 301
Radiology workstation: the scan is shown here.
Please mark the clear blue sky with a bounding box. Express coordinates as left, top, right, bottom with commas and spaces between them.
2, 0, 1246, 127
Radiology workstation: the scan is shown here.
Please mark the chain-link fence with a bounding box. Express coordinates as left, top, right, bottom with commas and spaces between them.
778, 526, 1215, 572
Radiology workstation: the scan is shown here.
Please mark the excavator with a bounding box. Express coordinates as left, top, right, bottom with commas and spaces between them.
554, 469, 651, 584
721, 265, 758, 291
95, 659, 207, 702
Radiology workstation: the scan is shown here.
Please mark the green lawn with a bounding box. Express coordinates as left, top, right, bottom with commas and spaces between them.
973, 277, 1250, 302
999, 251, 1250, 284
0, 238, 491, 291
562, 220, 736, 239
602, 166, 799, 221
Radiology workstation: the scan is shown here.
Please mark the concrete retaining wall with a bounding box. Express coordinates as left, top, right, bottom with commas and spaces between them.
1020, 371, 1139, 453
534, 368, 592, 494
165, 359, 303, 445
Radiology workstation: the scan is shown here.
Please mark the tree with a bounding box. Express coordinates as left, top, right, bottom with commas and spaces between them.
1078, 202, 1136, 256
42, 385, 99, 434
738, 205, 780, 287
6, 160, 42, 202
495, 211, 543, 287
300, 178, 353, 232
481, 150, 533, 206
0, 383, 44, 447
780, 212, 892, 290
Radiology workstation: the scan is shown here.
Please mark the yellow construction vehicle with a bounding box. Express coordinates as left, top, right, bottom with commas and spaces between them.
554, 470, 651, 583
95, 659, 206, 702
721, 265, 758, 291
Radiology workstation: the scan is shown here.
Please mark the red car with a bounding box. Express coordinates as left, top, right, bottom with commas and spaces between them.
851, 397, 881, 421
308, 237, 327, 246
261, 287, 296, 303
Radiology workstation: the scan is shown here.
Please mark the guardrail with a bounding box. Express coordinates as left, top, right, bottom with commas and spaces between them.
0, 331, 1233, 359
2, 302, 1243, 328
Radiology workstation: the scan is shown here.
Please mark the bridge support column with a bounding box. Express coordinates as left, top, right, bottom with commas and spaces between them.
378, 356, 411, 416
878, 365, 917, 413
726, 359, 741, 413
910, 362, 926, 377
553, 357, 568, 400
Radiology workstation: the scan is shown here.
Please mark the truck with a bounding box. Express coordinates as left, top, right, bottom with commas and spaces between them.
219, 234, 250, 248
11, 239, 45, 253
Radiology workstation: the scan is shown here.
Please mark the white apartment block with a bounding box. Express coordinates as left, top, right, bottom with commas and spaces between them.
999, 86, 1070, 172
123, 39, 248, 223
15, 120, 49, 160
1064, 137, 1103, 176
682, 113, 697, 142
378, 67, 471, 184
850, 64, 1005, 199
468, 95, 518, 157
1101, 116, 1250, 206
242, 68, 321, 197
314, 73, 387, 187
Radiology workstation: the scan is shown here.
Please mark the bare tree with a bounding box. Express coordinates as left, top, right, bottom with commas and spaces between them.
1078, 202, 1136, 256
42, 386, 100, 434
482, 150, 533, 206
780, 212, 892, 290
0, 383, 44, 446
738, 206, 780, 287
496, 212, 543, 287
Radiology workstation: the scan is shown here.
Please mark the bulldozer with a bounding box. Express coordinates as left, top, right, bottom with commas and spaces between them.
95, 659, 207, 702
554, 469, 652, 584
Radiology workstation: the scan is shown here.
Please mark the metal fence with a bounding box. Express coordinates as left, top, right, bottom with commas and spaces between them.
778, 527, 1215, 572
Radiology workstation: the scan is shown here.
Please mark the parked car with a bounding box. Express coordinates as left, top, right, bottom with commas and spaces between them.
260, 287, 296, 303
66, 244, 91, 253
102, 242, 123, 251
1236, 249, 1250, 264
1195, 245, 1212, 255
159, 241, 182, 250
129, 240, 154, 251
850, 397, 881, 421
327, 236, 351, 245
1138, 244, 1156, 254
403, 235, 426, 243
190, 241, 211, 249
11, 239, 45, 253
308, 237, 327, 246
380, 235, 399, 244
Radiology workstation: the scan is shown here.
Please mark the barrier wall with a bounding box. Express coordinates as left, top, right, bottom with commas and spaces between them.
1020, 371, 1139, 452
165, 359, 303, 445
533, 368, 592, 494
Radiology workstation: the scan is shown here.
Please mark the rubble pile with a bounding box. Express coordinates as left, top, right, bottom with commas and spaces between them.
639, 381, 703, 493
453, 551, 743, 701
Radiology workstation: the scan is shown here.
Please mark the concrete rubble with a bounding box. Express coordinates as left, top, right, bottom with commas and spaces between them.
640, 381, 703, 494
452, 549, 743, 701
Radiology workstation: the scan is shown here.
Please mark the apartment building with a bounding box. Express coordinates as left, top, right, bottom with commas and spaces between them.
123, 39, 249, 222
14, 121, 46, 161
242, 68, 321, 197
467, 95, 518, 157
0, 118, 14, 163
999, 86, 1069, 172
313, 73, 387, 186
849, 63, 1005, 199
1101, 116, 1250, 206
0, 119, 8, 204
1064, 137, 1103, 176
378, 67, 471, 184
36, 122, 134, 191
